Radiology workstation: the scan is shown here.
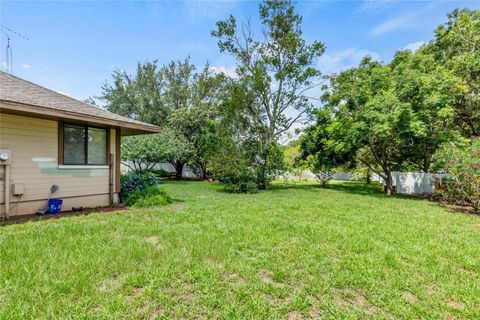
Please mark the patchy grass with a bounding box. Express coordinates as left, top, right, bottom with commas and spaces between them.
0, 181, 479, 319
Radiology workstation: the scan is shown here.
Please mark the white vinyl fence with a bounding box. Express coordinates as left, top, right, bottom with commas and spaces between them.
279, 171, 353, 181
122, 162, 443, 195
372, 172, 447, 195
332, 172, 352, 181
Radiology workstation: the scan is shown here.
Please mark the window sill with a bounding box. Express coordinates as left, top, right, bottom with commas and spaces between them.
58, 165, 109, 170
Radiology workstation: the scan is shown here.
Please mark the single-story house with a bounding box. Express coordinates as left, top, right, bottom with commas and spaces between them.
0, 71, 161, 218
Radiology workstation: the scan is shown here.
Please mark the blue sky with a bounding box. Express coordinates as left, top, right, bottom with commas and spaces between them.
1, 0, 479, 103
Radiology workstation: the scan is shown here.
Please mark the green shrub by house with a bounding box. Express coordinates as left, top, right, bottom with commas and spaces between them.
125, 186, 172, 208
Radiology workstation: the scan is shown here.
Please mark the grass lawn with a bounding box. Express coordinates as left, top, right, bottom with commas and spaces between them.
1, 181, 479, 319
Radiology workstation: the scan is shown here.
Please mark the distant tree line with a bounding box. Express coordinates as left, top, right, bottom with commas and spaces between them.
100, 2, 479, 196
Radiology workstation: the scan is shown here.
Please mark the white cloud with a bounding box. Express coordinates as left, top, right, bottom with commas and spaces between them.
371, 12, 417, 36
358, 0, 394, 14
20, 63, 31, 69
184, 0, 238, 23
403, 41, 425, 52
317, 48, 381, 74
210, 65, 238, 78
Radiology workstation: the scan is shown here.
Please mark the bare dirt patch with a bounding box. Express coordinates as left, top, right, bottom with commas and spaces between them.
126, 287, 144, 302
1, 206, 128, 226
184, 291, 197, 304
447, 300, 465, 309
131, 299, 164, 319
333, 288, 394, 319
258, 270, 274, 284
145, 236, 158, 244
309, 307, 322, 319
171, 203, 185, 211
335, 288, 367, 308
263, 292, 279, 308
287, 310, 303, 319
89, 305, 102, 314
459, 267, 475, 275
204, 258, 224, 270
145, 236, 165, 251
225, 273, 246, 285
401, 291, 418, 304
426, 284, 436, 295
99, 274, 123, 292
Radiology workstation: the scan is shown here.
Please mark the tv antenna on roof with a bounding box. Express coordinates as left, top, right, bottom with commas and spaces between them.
0, 25, 29, 74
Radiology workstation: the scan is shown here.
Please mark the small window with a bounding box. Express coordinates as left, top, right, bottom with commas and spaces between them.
62, 124, 108, 165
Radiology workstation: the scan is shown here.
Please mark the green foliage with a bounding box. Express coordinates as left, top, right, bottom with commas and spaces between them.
120, 170, 158, 195
102, 58, 219, 127
211, 136, 285, 192
101, 61, 168, 126
150, 168, 170, 178
299, 108, 353, 172
124, 186, 172, 208
221, 167, 258, 194
433, 138, 480, 211
168, 105, 223, 178
121, 130, 193, 173
282, 140, 300, 168
306, 57, 427, 194
299, 8, 476, 194
210, 134, 258, 193
212, 0, 324, 189
313, 171, 333, 187
428, 9, 480, 136
103, 58, 225, 178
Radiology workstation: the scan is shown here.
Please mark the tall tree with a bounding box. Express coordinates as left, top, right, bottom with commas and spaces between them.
212, 0, 324, 188
101, 61, 168, 126
390, 50, 460, 172
101, 58, 224, 177
305, 53, 459, 195
428, 9, 480, 136
322, 57, 421, 194
165, 63, 225, 178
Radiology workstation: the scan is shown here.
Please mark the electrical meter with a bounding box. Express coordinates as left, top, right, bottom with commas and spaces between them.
0, 152, 9, 161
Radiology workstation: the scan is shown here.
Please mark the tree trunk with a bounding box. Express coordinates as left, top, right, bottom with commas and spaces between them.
200, 164, 209, 180
256, 145, 270, 190
422, 155, 430, 173
366, 169, 371, 184
173, 162, 184, 178
384, 171, 394, 195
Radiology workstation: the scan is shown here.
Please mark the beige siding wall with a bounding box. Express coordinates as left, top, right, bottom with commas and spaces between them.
0, 112, 118, 216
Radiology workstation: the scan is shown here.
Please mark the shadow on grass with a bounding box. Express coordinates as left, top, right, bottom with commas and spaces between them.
271, 181, 382, 194
269, 181, 434, 202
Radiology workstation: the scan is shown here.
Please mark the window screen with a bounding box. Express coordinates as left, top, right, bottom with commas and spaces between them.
63, 124, 107, 165
88, 127, 107, 165
64, 124, 86, 164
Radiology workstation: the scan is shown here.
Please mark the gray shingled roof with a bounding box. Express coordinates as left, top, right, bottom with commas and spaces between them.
0, 71, 159, 131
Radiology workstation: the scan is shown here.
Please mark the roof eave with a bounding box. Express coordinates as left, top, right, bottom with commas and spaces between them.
0, 100, 162, 135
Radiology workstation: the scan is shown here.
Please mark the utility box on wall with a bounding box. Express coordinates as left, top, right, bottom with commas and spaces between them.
12, 183, 24, 196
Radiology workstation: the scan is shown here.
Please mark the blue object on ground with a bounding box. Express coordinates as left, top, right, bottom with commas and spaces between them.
155, 180, 164, 185
48, 198, 63, 214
